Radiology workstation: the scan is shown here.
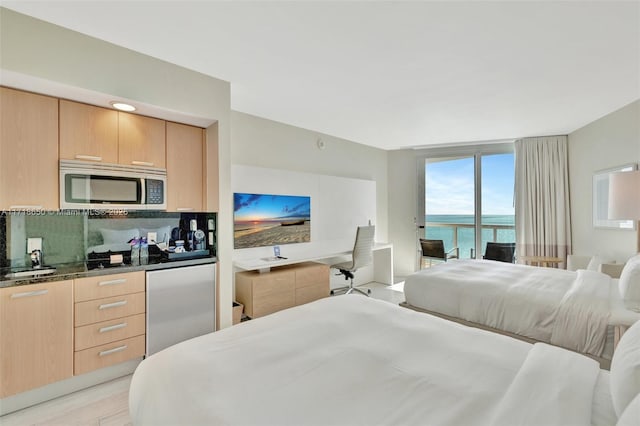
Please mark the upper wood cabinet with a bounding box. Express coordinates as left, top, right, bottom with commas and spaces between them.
0, 87, 59, 210
118, 113, 166, 168
166, 121, 205, 211
0, 280, 74, 398
59, 100, 119, 164
60, 99, 166, 168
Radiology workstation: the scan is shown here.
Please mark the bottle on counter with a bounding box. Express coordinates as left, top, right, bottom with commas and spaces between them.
140, 238, 149, 265
130, 238, 140, 266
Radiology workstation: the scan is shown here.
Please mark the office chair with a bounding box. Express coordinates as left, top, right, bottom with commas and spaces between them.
419, 238, 459, 268
483, 242, 516, 263
330, 225, 376, 296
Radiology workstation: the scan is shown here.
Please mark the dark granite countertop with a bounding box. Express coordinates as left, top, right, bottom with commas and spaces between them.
0, 256, 217, 288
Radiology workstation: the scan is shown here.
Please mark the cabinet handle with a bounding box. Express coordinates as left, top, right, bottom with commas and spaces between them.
99, 322, 128, 333
98, 278, 126, 286
99, 345, 127, 357
98, 300, 127, 310
131, 161, 154, 167
11, 289, 48, 299
9, 205, 43, 210
75, 155, 102, 162
176, 207, 194, 211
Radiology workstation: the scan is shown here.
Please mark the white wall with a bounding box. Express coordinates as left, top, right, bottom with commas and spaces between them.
568, 100, 640, 262
230, 111, 389, 244
0, 8, 235, 328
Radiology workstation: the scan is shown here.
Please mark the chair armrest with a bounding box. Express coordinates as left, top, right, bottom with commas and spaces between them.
447, 247, 459, 259
567, 255, 591, 271
599, 263, 625, 279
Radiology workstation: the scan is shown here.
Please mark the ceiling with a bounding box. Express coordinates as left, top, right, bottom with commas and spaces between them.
3, 1, 639, 151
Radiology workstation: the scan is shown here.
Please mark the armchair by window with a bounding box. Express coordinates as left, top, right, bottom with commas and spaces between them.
419, 238, 458, 268
483, 242, 516, 263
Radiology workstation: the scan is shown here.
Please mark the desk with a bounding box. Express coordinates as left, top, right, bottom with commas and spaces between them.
233, 243, 394, 285
519, 256, 564, 268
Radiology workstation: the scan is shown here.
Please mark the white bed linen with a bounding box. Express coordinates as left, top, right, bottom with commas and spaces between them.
404, 259, 612, 357
130, 295, 602, 426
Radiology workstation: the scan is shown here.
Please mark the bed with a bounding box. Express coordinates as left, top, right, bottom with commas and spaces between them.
129, 295, 640, 426
402, 258, 640, 366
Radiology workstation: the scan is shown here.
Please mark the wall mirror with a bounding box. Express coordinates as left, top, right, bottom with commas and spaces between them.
593, 163, 637, 229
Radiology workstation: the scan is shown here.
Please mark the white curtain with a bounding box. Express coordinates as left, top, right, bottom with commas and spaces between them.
515, 136, 572, 265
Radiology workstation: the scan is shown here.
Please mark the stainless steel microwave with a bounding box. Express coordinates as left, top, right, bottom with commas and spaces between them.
60, 160, 167, 210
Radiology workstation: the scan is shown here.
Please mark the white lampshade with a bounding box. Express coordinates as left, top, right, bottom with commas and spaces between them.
608, 170, 640, 220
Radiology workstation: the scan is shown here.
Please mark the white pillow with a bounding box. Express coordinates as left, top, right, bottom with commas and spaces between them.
619, 254, 640, 312
610, 321, 640, 417
617, 392, 640, 426
100, 228, 140, 245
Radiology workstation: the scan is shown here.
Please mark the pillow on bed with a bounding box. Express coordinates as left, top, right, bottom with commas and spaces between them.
100, 228, 140, 245
616, 392, 640, 426
610, 320, 640, 417
618, 254, 640, 312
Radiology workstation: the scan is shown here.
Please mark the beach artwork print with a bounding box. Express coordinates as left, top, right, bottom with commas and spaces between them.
234, 193, 311, 249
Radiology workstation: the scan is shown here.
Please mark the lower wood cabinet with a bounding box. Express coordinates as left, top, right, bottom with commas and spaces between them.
73, 271, 146, 375
235, 262, 329, 319
0, 280, 73, 398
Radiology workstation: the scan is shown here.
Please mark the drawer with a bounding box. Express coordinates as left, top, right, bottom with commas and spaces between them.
75, 292, 145, 326
74, 271, 145, 302
74, 335, 145, 376
75, 313, 145, 351
295, 283, 328, 306
294, 263, 329, 289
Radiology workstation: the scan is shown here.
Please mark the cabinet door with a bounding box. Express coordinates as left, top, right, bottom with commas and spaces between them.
0, 87, 59, 210
118, 113, 166, 168
166, 122, 204, 211
0, 280, 73, 397
59, 100, 118, 164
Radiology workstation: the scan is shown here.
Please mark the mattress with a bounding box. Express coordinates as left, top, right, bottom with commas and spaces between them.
130, 295, 607, 426
404, 259, 640, 360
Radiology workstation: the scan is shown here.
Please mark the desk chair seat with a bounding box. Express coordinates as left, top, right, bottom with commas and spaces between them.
419, 238, 458, 268
330, 225, 375, 296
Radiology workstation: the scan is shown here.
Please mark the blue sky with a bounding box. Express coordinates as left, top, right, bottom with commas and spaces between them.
426, 153, 515, 215
234, 193, 311, 222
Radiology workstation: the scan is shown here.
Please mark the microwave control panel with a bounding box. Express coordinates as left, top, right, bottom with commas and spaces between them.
146, 179, 165, 205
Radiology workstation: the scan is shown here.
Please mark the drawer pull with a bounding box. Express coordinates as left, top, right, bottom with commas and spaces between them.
99, 345, 127, 357
75, 154, 102, 162
11, 289, 48, 299
99, 322, 128, 333
131, 160, 154, 167
98, 300, 127, 310
98, 278, 126, 286
176, 207, 194, 211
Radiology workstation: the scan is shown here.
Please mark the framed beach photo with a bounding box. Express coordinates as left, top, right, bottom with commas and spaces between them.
593, 163, 637, 229
233, 193, 311, 249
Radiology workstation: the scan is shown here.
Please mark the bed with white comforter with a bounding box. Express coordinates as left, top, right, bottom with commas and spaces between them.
404, 259, 640, 360
129, 295, 640, 426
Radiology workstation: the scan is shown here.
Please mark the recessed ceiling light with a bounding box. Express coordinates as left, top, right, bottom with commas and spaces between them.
110, 101, 136, 112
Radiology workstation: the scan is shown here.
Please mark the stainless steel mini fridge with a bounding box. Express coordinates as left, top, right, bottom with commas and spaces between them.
146, 263, 216, 356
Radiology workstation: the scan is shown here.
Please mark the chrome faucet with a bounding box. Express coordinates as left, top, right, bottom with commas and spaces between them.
30, 249, 43, 269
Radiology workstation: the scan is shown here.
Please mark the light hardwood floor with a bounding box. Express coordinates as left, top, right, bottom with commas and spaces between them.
0, 282, 404, 425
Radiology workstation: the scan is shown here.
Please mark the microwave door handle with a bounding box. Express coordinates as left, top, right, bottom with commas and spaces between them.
141, 178, 146, 207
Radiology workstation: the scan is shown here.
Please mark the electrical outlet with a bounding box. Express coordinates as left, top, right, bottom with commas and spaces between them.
147, 232, 157, 243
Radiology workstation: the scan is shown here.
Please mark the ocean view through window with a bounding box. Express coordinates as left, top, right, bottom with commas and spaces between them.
424, 150, 515, 260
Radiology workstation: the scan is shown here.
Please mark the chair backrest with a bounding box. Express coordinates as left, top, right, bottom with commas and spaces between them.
350, 225, 376, 270
484, 242, 516, 263
419, 239, 446, 260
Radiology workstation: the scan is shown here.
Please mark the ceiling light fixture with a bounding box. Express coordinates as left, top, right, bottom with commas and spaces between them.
110, 101, 136, 112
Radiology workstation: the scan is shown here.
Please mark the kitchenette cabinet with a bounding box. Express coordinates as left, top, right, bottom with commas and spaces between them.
73, 271, 146, 375
59, 99, 119, 164
0, 87, 59, 211
166, 121, 205, 211
0, 280, 74, 398
117, 112, 166, 168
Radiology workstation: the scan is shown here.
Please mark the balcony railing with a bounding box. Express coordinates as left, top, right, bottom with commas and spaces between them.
424, 222, 515, 259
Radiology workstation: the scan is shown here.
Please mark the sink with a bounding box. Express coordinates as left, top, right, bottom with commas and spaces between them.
4, 267, 57, 279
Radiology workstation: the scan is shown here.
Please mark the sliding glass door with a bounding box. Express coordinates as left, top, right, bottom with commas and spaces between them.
418, 145, 514, 267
